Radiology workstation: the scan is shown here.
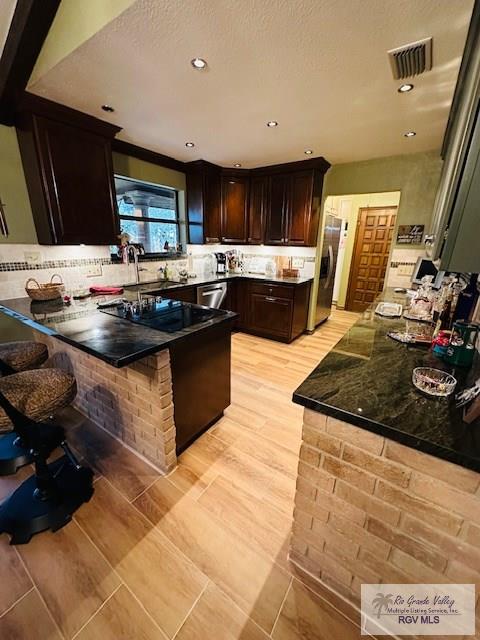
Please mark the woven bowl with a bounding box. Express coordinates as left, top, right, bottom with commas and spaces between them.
25, 274, 65, 301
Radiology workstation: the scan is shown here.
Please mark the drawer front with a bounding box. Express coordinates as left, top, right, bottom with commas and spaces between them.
249, 293, 293, 338
248, 282, 295, 299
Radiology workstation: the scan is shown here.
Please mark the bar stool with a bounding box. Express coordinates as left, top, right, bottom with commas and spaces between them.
0, 369, 94, 544
0, 341, 48, 376
0, 368, 75, 475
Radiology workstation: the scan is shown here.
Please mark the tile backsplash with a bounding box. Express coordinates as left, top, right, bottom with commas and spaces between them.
0, 243, 316, 300
386, 247, 426, 289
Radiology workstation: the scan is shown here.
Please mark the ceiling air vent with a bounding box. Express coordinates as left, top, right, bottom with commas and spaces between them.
388, 37, 432, 79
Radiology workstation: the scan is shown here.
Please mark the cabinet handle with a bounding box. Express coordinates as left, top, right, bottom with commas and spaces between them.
265, 296, 277, 302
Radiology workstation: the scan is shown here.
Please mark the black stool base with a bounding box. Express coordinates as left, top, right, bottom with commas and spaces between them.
0, 432, 33, 476
0, 456, 94, 544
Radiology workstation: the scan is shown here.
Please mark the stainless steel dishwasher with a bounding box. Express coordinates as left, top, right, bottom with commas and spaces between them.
196, 281, 227, 308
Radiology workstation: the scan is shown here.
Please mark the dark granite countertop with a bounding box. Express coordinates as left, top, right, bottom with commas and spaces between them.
293, 290, 480, 472
124, 272, 313, 294
0, 292, 237, 368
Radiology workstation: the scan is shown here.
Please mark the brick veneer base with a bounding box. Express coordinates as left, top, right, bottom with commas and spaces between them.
35, 332, 176, 474
290, 408, 480, 629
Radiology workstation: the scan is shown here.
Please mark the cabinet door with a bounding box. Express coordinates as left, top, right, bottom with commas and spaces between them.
265, 174, 288, 245
249, 293, 293, 339
221, 176, 249, 243
36, 117, 118, 244
286, 170, 314, 246
204, 168, 222, 243
248, 176, 268, 244
163, 287, 196, 303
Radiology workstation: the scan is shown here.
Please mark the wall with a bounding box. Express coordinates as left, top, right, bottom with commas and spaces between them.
0, 125, 37, 244
323, 151, 443, 251
29, 0, 136, 85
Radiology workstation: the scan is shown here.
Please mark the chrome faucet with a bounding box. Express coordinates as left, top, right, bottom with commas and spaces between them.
126, 244, 147, 284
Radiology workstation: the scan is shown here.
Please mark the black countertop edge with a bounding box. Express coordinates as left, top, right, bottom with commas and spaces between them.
293, 389, 480, 474
0, 303, 237, 369
84, 315, 238, 368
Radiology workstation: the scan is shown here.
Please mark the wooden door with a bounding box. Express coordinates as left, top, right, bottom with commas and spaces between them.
221, 175, 249, 243
265, 174, 288, 244
346, 207, 397, 312
248, 175, 268, 244
286, 170, 314, 245
35, 116, 119, 244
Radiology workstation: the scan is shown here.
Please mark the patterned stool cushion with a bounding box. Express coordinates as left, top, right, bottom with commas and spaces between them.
0, 341, 48, 372
0, 369, 77, 432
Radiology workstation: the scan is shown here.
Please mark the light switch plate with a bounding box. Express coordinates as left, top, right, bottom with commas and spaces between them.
291, 257, 305, 268
82, 264, 102, 277
24, 251, 42, 265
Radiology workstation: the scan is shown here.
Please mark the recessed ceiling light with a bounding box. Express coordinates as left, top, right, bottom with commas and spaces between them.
191, 57, 207, 70
267, 120, 278, 127
404, 131, 416, 137
185, 142, 195, 147
233, 163, 242, 167
304, 149, 313, 155
398, 83, 414, 93
101, 104, 114, 112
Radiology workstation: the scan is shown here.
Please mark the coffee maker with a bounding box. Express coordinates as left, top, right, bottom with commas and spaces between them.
214, 252, 227, 274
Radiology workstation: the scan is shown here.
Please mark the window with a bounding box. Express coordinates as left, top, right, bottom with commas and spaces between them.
113, 176, 180, 254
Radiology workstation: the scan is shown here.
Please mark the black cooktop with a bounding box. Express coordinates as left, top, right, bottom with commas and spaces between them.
99, 298, 227, 333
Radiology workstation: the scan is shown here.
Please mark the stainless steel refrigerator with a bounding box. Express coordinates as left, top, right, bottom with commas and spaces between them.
309, 214, 342, 329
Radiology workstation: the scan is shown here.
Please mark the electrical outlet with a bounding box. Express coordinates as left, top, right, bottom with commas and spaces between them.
82, 264, 102, 278
24, 251, 42, 265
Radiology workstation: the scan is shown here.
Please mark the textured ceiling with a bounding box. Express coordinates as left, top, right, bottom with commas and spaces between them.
0, 0, 17, 59
28, 0, 474, 167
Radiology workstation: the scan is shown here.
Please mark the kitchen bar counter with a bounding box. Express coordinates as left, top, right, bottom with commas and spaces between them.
0, 293, 237, 368
293, 290, 480, 471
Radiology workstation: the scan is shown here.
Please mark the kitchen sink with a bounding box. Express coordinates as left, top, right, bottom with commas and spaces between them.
143, 281, 185, 294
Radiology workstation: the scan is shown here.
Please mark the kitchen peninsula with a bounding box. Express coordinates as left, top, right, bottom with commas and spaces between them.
290, 290, 480, 612
0, 289, 237, 471
0, 270, 312, 471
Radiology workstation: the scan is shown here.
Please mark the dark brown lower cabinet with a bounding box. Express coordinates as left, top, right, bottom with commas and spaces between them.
245, 281, 311, 342
162, 279, 311, 343
249, 293, 293, 339
169, 322, 232, 453
161, 286, 196, 304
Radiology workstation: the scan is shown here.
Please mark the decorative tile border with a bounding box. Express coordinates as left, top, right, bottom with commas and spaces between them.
0, 254, 186, 272
390, 261, 416, 269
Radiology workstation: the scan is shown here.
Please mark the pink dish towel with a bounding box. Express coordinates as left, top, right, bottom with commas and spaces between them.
89, 286, 124, 295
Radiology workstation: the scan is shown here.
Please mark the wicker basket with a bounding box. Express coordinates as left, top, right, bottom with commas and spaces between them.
25, 274, 65, 301
282, 267, 299, 278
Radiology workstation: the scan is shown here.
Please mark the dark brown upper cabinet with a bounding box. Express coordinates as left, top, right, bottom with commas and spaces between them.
287, 170, 315, 245
248, 175, 268, 244
186, 157, 330, 247
265, 173, 290, 245
186, 160, 222, 244
221, 174, 249, 243
16, 94, 121, 245
264, 168, 324, 247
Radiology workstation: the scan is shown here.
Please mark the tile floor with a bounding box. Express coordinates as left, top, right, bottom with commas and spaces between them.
0, 309, 365, 640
